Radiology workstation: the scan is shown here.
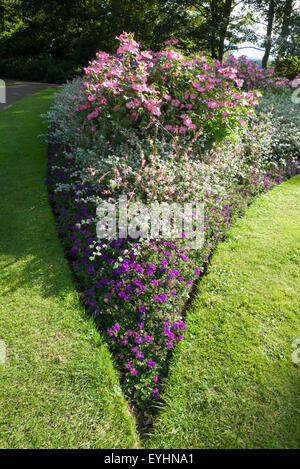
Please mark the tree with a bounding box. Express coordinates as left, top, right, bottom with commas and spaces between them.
277, 0, 296, 57
1, 0, 161, 60
0, 0, 22, 35
262, 0, 275, 68
155, 1, 252, 61
244, 0, 298, 68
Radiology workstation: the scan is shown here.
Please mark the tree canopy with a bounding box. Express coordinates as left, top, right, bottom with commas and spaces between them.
0, 0, 299, 81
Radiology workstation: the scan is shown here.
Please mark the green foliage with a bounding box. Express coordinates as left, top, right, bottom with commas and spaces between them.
155, 0, 252, 60
245, 1, 299, 67
274, 56, 300, 79
0, 0, 22, 35
0, 0, 163, 82
256, 88, 300, 161
0, 54, 81, 83
0, 1, 299, 83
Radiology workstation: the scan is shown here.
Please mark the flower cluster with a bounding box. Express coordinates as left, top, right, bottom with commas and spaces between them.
223, 55, 290, 90
224, 55, 290, 90
72, 32, 260, 146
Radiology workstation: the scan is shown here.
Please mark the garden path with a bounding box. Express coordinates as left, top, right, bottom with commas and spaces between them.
0, 79, 58, 112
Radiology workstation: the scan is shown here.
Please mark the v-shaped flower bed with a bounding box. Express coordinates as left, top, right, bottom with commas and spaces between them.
45, 33, 299, 414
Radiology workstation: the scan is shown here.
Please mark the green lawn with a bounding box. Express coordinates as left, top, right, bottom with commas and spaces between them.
0, 90, 139, 449
147, 175, 300, 449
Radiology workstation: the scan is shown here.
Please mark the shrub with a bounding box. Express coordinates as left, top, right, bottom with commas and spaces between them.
256, 88, 300, 164
0, 54, 81, 84
72, 33, 259, 150
224, 55, 290, 90
274, 56, 300, 80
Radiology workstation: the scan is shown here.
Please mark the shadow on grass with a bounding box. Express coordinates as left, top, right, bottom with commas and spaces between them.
0, 89, 72, 301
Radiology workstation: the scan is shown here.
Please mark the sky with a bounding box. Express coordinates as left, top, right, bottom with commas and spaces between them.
233, 42, 268, 61
232, 0, 300, 60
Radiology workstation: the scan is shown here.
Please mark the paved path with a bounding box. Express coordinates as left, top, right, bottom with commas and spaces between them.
0, 79, 59, 112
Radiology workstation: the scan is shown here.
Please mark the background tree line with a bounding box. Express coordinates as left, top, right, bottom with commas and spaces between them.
0, 0, 299, 82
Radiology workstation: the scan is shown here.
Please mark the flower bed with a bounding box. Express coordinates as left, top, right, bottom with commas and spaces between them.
45, 34, 299, 409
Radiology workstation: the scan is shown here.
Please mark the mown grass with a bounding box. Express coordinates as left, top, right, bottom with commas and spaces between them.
0, 90, 139, 449
147, 175, 300, 449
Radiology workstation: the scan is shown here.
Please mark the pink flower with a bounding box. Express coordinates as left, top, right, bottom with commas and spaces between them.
139, 50, 153, 59
207, 101, 219, 109
234, 78, 244, 88
183, 117, 196, 130
159, 49, 183, 61
132, 83, 153, 93
87, 109, 99, 120
196, 74, 206, 82
143, 98, 162, 116
164, 39, 178, 46
192, 81, 205, 92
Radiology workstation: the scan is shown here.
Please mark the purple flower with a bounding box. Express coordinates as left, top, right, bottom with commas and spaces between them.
178, 254, 187, 261
146, 359, 155, 368
136, 350, 144, 360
